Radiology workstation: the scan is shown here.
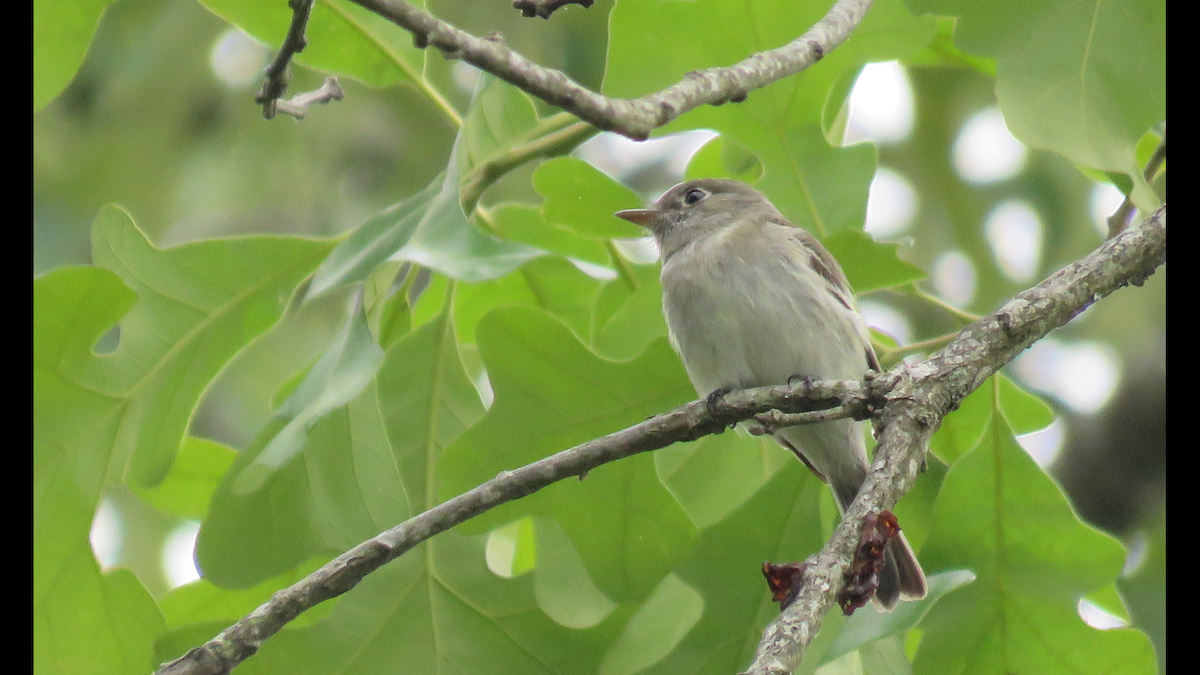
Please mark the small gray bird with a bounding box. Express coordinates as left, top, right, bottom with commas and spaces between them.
616, 178, 926, 610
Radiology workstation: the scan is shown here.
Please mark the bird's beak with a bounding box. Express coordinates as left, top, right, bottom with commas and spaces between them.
615, 208, 657, 228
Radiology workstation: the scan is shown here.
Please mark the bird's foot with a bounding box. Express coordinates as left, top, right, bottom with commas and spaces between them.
705, 386, 732, 421
786, 373, 815, 391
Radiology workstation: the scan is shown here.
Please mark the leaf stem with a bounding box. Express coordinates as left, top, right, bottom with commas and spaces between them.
417, 77, 464, 130
1107, 130, 1166, 237
892, 284, 981, 325
877, 332, 959, 367
606, 241, 639, 292
461, 115, 599, 212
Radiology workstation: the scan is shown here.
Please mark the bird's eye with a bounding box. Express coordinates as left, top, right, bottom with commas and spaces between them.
683, 188, 707, 205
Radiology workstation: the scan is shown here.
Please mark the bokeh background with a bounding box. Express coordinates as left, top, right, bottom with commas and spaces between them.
34, 0, 1165, 667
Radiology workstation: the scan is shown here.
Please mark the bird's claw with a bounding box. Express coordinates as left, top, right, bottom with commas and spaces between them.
705, 386, 732, 421
786, 373, 815, 390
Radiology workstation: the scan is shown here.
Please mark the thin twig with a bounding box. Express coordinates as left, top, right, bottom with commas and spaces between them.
256, 0, 317, 119
747, 407, 854, 435
1107, 131, 1166, 238
271, 76, 345, 120
512, 0, 594, 19
348, 0, 874, 140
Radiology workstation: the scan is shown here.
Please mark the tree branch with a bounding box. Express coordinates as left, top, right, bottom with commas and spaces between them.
512, 0, 594, 20
256, 0, 316, 119
154, 378, 871, 675
348, 0, 874, 139
742, 205, 1166, 675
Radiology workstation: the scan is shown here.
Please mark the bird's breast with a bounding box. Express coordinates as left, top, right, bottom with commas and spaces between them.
660, 235, 868, 394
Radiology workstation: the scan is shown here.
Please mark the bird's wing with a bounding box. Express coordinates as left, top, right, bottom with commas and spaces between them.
780, 222, 883, 373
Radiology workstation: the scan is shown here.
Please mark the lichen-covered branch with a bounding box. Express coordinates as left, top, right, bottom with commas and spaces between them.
742, 205, 1166, 675
348, 0, 874, 139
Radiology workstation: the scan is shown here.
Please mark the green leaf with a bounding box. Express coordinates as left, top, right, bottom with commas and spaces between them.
34, 548, 165, 675
637, 461, 832, 674
914, 414, 1155, 674
308, 73, 553, 297
33, 0, 116, 111
657, 433, 792, 530
822, 230, 927, 294
198, 303, 473, 586
35, 205, 331, 648
996, 373, 1055, 435
599, 574, 705, 675
1135, 129, 1165, 176
685, 134, 765, 183
458, 74, 541, 182
591, 264, 671, 361
87, 206, 334, 487
820, 569, 976, 665
1084, 583, 1132, 625
453, 256, 605, 345
438, 307, 698, 602
928, 377, 995, 465
901, 16, 997, 76
310, 169, 539, 297
485, 517, 538, 578
929, 375, 1054, 466
35, 265, 133, 602
137, 436, 236, 520
490, 203, 613, 267
1119, 508, 1165, 674
362, 260, 412, 349
231, 531, 612, 675
534, 157, 647, 239
194, 302, 621, 673
307, 180, 439, 298
532, 518, 618, 629
233, 300, 385, 494
908, 0, 1165, 211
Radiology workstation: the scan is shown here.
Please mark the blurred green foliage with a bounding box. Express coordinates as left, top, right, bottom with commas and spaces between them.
34, 0, 1164, 673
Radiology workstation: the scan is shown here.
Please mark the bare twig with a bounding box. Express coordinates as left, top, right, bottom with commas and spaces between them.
1107, 131, 1166, 237
348, 0, 874, 139
742, 205, 1166, 675
256, 0, 316, 119
747, 407, 854, 435
271, 76, 345, 120
513, 0, 594, 20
